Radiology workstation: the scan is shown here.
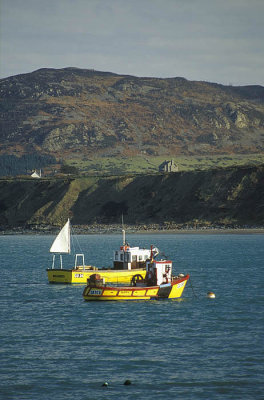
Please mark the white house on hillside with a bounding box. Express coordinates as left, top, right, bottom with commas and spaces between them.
31, 170, 42, 178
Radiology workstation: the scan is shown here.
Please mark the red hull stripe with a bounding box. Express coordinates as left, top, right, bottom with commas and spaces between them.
86, 274, 190, 297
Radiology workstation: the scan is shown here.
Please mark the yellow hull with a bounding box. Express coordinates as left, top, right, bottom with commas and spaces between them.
83, 285, 159, 301
83, 275, 190, 301
47, 267, 146, 284
168, 278, 189, 298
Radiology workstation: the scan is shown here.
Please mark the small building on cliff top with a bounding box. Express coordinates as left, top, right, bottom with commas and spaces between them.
159, 160, 179, 173
31, 170, 41, 178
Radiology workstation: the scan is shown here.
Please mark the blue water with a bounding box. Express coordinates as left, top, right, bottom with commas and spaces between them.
0, 233, 263, 400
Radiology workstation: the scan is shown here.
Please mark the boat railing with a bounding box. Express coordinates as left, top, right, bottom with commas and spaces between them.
74, 253, 85, 270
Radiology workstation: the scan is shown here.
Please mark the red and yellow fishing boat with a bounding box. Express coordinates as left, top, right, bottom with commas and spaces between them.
83, 249, 190, 301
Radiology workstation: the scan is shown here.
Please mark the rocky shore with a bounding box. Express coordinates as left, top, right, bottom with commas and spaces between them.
1, 223, 264, 235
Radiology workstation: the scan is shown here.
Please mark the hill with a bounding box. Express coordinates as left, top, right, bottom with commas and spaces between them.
1, 67, 264, 175
0, 165, 264, 230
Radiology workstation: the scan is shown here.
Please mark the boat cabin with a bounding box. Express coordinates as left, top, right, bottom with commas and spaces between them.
113, 246, 152, 270
145, 259, 172, 286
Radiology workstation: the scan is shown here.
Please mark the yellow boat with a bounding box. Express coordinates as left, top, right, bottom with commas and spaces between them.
47, 220, 157, 284
47, 267, 147, 284
83, 257, 190, 301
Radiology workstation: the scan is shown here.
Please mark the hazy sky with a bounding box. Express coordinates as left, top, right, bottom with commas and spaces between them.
1, 0, 263, 85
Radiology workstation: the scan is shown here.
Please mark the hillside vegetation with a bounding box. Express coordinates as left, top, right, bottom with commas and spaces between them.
0, 165, 264, 229
1, 68, 264, 175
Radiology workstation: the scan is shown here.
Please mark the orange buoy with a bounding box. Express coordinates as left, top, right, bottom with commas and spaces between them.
207, 291, 216, 299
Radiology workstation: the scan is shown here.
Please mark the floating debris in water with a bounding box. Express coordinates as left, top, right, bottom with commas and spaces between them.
207, 291, 216, 299
124, 380, 132, 385
102, 382, 109, 387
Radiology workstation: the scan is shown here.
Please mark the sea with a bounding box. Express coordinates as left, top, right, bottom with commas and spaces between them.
0, 233, 263, 400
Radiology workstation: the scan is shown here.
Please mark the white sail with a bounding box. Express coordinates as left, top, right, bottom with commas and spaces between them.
50, 219, 71, 253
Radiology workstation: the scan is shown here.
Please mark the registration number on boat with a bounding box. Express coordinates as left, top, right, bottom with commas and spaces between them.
177, 281, 185, 288
74, 273, 84, 278
89, 289, 103, 295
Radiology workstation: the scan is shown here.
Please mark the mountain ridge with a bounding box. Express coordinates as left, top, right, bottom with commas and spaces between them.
1, 68, 264, 167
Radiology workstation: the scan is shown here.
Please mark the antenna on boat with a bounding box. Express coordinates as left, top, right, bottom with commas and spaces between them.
122, 213, 126, 246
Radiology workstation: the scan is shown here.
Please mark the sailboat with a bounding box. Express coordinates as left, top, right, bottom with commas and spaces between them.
50, 219, 71, 269
47, 220, 155, 284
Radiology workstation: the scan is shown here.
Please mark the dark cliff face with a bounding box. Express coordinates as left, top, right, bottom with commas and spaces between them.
1, 67, 264, 159
0, 165, 264, 228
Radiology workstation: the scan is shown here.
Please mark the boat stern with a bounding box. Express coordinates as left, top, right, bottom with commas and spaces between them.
47, 269, 74, 283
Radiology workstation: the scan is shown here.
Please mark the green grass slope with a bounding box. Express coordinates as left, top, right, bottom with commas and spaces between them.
0, 165, 264, 229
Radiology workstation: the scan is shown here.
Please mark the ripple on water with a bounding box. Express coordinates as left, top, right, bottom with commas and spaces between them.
0, 233, 263, 400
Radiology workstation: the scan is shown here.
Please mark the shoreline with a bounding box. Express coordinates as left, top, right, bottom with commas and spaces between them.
1, 224, 264, 235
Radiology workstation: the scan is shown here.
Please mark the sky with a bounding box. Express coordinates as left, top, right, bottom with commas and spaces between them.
1, 0, 264, 86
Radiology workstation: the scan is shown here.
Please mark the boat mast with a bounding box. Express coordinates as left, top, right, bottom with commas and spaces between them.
122, 229, 126, 246
122, 213, 126, 246
122, 214, 126, 269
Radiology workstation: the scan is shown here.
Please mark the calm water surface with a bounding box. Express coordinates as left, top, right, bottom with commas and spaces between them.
0, 233, 263, 400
